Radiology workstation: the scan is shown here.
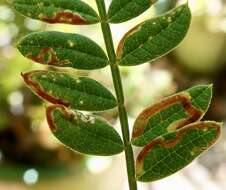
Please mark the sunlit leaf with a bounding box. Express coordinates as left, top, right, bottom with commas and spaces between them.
12, 0, 100, 25
17, 31, 109, 70
136, 121, 221, 182
46, 105, 124, 155
108, 0, 158, 23
22, 70, 117, 111
132, 85, 212, 147
117, 4, 191, 66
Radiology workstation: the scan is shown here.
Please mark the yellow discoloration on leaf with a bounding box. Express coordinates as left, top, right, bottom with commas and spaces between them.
37, 2, 44, 7
58, 59, 71, 65
67, 40, 75, 47
136, 161, 144, 180
167, 17, 172, 23
41, 75, 47, 78
38, 13, 44, 19
167, 118, 189, 133
76, 79, 81, 84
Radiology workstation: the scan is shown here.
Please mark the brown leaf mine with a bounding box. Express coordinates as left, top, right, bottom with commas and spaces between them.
117, 23, 142, 59
26, 48, 57, 65
132, 93, 203, 139
41, 12, 87, 25
46, 105, 75, 132
21, 71, 70, 107
136, 121, 221, 180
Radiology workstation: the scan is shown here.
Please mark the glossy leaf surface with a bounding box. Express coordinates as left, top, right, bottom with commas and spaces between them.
46, 105, 124, 155
136, 121, 221, 182
12, 0, 100, 25
108, 0, 157, 23
22, 70, 117, 111
132, 85, 213, 147
117, 4, 191, 66
17, 31, 108, 70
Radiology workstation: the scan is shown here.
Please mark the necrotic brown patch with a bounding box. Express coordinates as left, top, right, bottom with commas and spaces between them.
132, 93, 203, 139
27, 48, 57, 65
21, 71, 70, 107
46, 105, 75, 132
136, 121, 221, 164
46, 105, 58, 131
42, 12, 86, 25
117, 23, 142, 59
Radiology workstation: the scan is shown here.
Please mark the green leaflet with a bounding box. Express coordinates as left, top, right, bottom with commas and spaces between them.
12, 0, 100, 25
133, 85, 222, 182
132, 85, 213, 147
46, 105, 124, 155
17, 31, 108, 70
108, 0, 157, 23
136, 121, 222, 182
22, 70, 117, 111
117, 4, 191, 66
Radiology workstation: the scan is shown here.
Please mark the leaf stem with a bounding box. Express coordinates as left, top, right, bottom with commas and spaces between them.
95, 1, 137, 190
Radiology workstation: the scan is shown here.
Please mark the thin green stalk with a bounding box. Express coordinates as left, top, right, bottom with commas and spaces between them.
95, 1, 137, 190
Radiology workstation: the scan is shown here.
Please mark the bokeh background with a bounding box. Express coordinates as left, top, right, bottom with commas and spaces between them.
0, 0, 226, 189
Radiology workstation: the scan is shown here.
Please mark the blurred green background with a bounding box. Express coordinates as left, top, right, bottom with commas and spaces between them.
0, 0, 226, 189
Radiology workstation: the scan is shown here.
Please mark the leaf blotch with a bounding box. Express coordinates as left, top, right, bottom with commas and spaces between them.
26, 47, 57, 65
117, 24, 141, 59
132, 93, 203, 139
21, 71, 70, 107
41, 11, 87, 25
46, 105, 75, 132
136, 121, 221, 178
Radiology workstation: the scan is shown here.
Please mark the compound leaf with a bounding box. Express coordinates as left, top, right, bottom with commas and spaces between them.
117, 4, 191, 66
108, 0, 158, 23
132, 85, 213, 147
12, 0, 100, 25
136, 121, 221, 182
22, 70, 117, 111
46, 105, 124, 155
17, 31, 108, 70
